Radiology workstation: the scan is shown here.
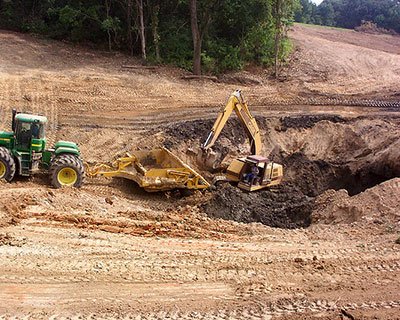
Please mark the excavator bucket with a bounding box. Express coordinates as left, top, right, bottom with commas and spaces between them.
86, 148, 210, 192
196, 148, 221, 171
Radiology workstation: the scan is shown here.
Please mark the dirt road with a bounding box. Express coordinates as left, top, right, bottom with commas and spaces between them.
0, 24, 399, 319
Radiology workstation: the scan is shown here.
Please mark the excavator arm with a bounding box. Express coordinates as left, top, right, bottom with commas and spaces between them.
198, 90, 262, 169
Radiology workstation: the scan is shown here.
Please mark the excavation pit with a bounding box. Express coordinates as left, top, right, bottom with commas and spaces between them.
163, 113, 400, 229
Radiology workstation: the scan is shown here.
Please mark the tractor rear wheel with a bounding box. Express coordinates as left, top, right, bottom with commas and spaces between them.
49, 154, 85, 188
0, 147, 16, 182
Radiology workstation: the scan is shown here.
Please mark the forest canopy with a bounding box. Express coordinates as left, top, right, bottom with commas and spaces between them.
3, 0, 396, 74
0, 0, 296, 74
294, 0, 400, 34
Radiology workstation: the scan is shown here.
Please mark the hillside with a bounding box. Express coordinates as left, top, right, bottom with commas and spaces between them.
287, 24, 400, 98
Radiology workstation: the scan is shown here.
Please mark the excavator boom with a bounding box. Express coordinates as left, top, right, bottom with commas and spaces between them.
198, 90, 262, 169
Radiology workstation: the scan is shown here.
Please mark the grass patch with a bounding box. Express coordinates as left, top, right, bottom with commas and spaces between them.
294, 23, 352, 32
294, 22, 396, 38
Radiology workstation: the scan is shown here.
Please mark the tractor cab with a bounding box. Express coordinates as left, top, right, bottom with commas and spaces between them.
12, 110, 47, 152
0, 109, 84, 186
237, 155, 283, 191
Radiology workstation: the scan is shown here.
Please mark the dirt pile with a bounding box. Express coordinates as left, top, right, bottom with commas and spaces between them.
277, 115, 347, 131
164, 117, 248, 156
312, 178, 400, 225
201, 183, 313, 229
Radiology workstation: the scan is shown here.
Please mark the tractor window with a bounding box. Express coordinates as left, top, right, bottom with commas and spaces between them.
31, 124, 40, 139
15, 120, 45, 150
39, 123, 46, 139
15, 121, 32, 149
31, 123, 45, 139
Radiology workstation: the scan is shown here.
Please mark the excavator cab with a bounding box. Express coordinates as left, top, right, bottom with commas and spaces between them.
236, 155, 283, 192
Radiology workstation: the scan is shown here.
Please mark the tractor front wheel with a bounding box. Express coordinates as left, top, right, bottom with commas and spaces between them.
0, 147, 16, 182
49, 154, 85, 188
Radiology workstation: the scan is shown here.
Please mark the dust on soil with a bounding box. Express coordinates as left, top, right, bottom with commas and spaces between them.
0, 25, 400, 319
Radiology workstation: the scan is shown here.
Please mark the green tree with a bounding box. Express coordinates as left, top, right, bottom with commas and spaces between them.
319, 1, 335, 26
0, 0, 304, 73
189, 0, 218, 75
272, 0, 296, 78
294, 0, 313, 23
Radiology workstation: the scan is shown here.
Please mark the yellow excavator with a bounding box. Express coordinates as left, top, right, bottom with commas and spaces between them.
198, 90, 283, 191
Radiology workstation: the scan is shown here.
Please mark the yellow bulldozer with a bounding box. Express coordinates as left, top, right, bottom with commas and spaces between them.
198, 90, 283, 192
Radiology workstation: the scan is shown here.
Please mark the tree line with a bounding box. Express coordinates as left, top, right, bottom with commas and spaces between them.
294, 0, 400, 34
0, 0, 298, 76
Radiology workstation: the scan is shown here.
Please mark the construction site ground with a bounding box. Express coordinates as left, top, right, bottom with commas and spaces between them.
0, 24, 399, 319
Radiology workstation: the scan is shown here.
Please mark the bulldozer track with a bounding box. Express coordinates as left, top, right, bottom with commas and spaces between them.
1, 207, 399, 319
45, 91, 60, 147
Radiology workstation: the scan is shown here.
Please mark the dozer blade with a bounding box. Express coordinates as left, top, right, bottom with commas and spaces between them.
196, 148, 221, 171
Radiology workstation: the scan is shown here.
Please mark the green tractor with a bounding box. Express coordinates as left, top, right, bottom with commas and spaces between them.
0, 109, 85, 188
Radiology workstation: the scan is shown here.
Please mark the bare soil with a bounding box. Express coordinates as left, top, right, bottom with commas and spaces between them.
0, 25, 399, 319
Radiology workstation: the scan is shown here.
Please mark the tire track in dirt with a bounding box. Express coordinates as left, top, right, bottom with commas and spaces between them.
0, 78, 59, 143
0, 293, 398, 320
57, 101, 399, 134
0, 80, 16, 131
1, 218, 399, 318
1, 257, 399, 285
45, 89, 60, 148
1, 226, 399, 285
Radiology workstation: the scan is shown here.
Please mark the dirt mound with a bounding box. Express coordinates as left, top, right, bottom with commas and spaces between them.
164, 118, 248, 153
278, 115, 347, 131
201, 183, 313, 229
163, 115, 351, 172
164, 115, 349, 150
312, 178, 400, 225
